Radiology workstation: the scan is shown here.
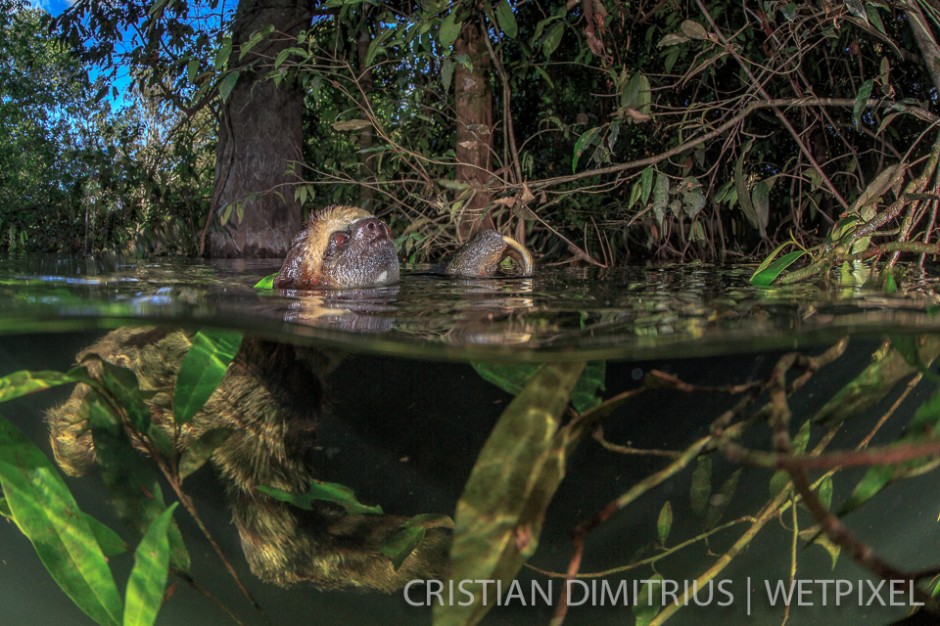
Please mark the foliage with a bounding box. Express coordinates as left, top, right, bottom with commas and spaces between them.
3, 0, 932, 266
0, 0, 212, 256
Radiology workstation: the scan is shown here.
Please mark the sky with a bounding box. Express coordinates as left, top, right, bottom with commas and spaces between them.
27, 0, 73, 15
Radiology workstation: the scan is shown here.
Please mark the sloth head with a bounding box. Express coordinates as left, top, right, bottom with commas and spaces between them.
274, 205, 400, 289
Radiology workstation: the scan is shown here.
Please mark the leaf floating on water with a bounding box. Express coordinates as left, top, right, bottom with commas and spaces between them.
258, 480, 384, 516
173, 329, 243, 424
437, 361, 586, 626
0, 415, 123, 626
750, 249, 805, 286
123, 504, 178, 626
253, 273, 277, 289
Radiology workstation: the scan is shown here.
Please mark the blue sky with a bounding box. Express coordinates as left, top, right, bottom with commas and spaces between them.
27, 0, 73, 15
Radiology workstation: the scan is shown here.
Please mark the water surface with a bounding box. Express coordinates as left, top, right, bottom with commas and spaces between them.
0, 256, 938, 626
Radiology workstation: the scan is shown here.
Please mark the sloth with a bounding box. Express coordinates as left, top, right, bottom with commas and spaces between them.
46, 205, 533, 592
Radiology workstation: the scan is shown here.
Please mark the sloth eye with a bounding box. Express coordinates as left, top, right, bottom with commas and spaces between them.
329, 232, 350, 249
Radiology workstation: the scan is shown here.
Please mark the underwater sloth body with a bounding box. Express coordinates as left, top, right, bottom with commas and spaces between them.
47, 206, 532, 592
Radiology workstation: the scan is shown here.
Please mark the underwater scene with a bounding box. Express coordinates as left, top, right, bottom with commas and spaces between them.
1, 257, 939, 626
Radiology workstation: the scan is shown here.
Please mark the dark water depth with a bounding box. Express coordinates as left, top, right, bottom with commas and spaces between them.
0, 256, 939, 626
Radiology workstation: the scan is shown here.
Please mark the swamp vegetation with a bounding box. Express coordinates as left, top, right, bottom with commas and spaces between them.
5, 0, 940, 624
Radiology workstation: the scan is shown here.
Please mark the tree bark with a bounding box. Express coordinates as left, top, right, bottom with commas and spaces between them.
207, 0, 315, 258
454, 21, 495, 241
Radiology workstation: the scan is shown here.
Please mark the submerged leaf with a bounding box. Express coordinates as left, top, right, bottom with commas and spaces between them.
705, 468, 741, 529
472, 360, 605, 413
814, 337, 940, 427
90, 359, 151, 432
570, 361, 606, 413
0, 369, 84, 403
690, 456, 712, 517
123, 504, 178, 626
173, 329, 243, 424
437, 361, 586, 626
839, 464, 894, 517
0, 415, 123, 626
657, 501, 673, 545
87, 394, 190, 573
379, 514, 454, 570
258, 480, 383, 516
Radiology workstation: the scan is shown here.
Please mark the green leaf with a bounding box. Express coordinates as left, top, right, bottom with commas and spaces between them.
123, 504, 178, 626
494, 0, 518, 39
570, 361, 605, 413
86, 394, 190, 573
258, 480, 384, 515
769, 469, 789, 497
705, 468, 741, 529
472, 361, 604, 412
472, 362, 541, 395
437, 362, 586, 626
89, 359, 151, 432
572, 127, 601, 172
750, 249, 806, 286
0, 416, 123, 626
657, 501, 673, 545
178, 428, 233, 480
379, 513, 453, 570
186, 58, 200, 84
632, 574, 664, 626
690, 455, 711, 517
213, 37, 232, 69
838, 463, 894, 516
680, 19, 709, 40
173, 330, 243, 424
817, 475, 833, 511
441, 57, 455, 91
439, 11, 462, 48
542, 22, 564, 58
792, 420, 811, 455
218, 71, 239, 102
0, 369, 84, 403
854, 79, 874, 125
253, 273, 277, 289
379, 525, 425, 571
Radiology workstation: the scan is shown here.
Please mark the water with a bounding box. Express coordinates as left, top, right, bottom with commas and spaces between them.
0, 256, 938, 625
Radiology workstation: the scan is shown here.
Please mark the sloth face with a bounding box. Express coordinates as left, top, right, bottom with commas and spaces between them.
275, 205, 400, 289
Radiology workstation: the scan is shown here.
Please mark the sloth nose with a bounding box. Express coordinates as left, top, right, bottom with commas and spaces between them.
354, 217, 391, 241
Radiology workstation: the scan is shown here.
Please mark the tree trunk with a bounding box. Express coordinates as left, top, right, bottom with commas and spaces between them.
454, 21, 495, 242
207, 0, 314, 258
